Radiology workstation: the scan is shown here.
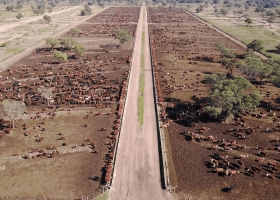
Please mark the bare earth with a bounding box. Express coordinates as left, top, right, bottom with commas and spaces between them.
109, 4, 172, 200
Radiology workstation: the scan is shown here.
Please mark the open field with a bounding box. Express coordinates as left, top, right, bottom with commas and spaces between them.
0, 6, 140, 199
0, 5, 103, 63
193, 5, 280, 59
148, 7, 280, 199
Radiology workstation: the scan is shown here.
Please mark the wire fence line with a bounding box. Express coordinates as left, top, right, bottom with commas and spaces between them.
0, 195, 94, 200
146, 13, 170, 190
107, 7, 139, 189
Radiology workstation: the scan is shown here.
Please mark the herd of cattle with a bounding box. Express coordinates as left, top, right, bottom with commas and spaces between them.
147, 7, 280, 194
0, 7, 140, 185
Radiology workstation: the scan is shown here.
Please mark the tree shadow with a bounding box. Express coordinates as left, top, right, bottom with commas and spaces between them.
266, 49, 279, 54
164, 97, 220, 128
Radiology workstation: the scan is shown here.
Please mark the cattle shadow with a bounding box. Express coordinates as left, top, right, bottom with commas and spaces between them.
222, 187, 232, 192
184, 135, 193, 141
222, 185, 236, 193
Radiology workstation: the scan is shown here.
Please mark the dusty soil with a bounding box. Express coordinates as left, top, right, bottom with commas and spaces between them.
148, 7, 280, 199
0, 7, 140, 199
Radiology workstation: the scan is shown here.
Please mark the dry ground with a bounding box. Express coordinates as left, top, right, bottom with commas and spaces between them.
148, 7, 280, 199
0, 7, 139, 199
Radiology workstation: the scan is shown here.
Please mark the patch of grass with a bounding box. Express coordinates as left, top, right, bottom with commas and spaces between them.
5, 48, 22, 55
0, 41, 9, 47
138, 30, 145, 127
93, 191, 108, 200
210, 22, 280, 59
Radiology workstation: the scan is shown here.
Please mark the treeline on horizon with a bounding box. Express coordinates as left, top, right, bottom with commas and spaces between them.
0, 0, 280, 10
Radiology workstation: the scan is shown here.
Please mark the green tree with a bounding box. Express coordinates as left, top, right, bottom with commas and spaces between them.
32, 8, 40, 15
97, 2, 104, 7
207, 76, 261, 120
204, 106, 222, 119
74, 43, 85, 58
49, 2, 56, 7
16, 12, 24, 20
271, 77, 280, 87
84, 4, 92, 14
247, 39, 264, 52
267, 17, 274, 25
81, 9, 88, 16
264, 58, 280, 75
214, 6, 219, 13
276, 44, 280, 54
245, 17, 252, 26
6, 6, 15, 11
38, 6, 45, 14
266, 10, 275, 17
116, 29, 131, 45
2, 100, 26, 128
69, 27, 82, 37
45, 37, 59, 51
216, 42, 236, 62
54, 50, 67, 62
237, 10, 243, 15
204, 72, 227, 84
222, 59, 237, 76
47, 6, 53, 12
43, 15, 51, 24
220, 8, 228, 16
196, 5, 204, 13
237, 56, 273, 82
275, 9, 280, 17
15, 3, 23, 10
60, 37, 77, 50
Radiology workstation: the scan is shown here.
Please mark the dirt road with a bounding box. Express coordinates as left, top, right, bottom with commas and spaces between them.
109, 4, 172, 200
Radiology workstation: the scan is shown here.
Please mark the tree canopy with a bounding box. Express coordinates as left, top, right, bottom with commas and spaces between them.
43, 15, 51, 24
215, 42, 236, 75
204, 72, 227, 84
60, 37, 77, 50
245, 17, 252, 26
247, 39, 264, 52
237, 56, 273, 82
267, 16, 274, 24
220, 8, 228, 16
69, 27, 82, 37
16, 12, 24, 20
205, 76, 261, 120
2, 99, 26, 128
54, 50, 67, 62
74, 43, 85, 58
45, 37, 59, 51
81, 5, 92, 16
276, 44, 280, 54
196, 5, 204, 13
116, 29, 131, 45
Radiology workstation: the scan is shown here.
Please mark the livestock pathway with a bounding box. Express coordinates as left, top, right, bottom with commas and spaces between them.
109, 4, 173, 200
